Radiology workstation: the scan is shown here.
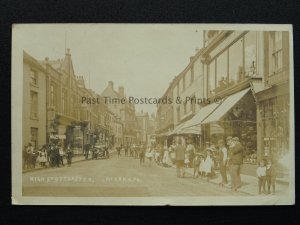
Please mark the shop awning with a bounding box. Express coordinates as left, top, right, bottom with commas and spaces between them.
181, 101, 221, 129
177, 126, 201, 135
202, 88, 250, 124
170, 122, 187, 135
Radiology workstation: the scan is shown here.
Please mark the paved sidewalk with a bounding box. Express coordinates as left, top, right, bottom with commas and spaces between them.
182, 167, 289, 196
23, 149, 117, 173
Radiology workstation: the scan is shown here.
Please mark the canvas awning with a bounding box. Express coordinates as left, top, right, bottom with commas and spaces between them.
202, 88, 250, 124
181, 101, 221, 129
170, 122, 187, 135
177, 126, 201, 135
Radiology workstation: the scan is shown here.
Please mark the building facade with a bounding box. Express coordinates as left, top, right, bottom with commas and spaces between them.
23, 52, 47, 150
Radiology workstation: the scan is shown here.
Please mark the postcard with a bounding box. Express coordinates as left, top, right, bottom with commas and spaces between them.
11, 24, 295, 205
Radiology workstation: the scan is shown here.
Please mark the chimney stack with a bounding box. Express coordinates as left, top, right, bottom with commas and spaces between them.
118, 86, 124, 97
108, 81, 114, 89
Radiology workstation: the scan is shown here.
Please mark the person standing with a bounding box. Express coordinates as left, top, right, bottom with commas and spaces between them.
37, 145, 48, 167
175, 138, 185, 178
58, 143, 65, 166
218, 140, 228, 186
54, 143, 60, 167
228, 137, 244, 191
23, 144, 29, 170
257, 160, 267, 194
66, 144, 73, 166
266, 159, 277, 194
84, 143, 90, 160
139, 145, 145, 166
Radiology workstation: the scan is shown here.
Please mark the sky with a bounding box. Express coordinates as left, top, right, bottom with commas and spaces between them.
16, 24, 204, 115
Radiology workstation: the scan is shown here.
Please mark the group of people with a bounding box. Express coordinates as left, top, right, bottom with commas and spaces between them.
23, 142, 74, 169
84, 143, 109, 160
172, 136, 243, 191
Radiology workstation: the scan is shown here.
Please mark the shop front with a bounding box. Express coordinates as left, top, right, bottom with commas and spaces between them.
201, 88, 257, 164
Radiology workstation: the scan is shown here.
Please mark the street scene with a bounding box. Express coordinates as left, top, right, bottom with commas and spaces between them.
13, 24, 293, 204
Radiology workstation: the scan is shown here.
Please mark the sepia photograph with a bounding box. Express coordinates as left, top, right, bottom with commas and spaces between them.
11, 24, 294, 205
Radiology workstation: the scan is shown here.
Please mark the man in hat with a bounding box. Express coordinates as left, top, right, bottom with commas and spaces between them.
228, 136, 244, 190
218, 139, 228, 186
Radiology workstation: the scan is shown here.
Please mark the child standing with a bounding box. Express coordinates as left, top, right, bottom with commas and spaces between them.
192, 154, 201, 178
203, 149, 214, 181
257, 160, 267, 194
199, 155, 205, 179
266, 159, 277, 194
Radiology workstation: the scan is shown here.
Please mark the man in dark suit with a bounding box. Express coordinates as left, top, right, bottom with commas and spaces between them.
84, 143, 91, 159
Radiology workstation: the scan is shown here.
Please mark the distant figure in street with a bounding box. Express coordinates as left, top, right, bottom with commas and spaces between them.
125, 145, 128, 156
53, 143, 60, 167
37, 145, 48, 167
145, 146, 154, 166
139, 145, 145, 166
84, 143, 91, 160
218, 139, 228, 186
192, 154, 201, 178
58, 143, 65, 166
66, 144, 73, 166
117, 144, 122, 157
23, 144, 29, 169
26, 143, 37, 169
175, 139, 185, 178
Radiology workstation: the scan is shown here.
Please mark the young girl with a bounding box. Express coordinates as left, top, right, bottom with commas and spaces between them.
37, 145, 47, 167
256, 160, 267, 194
266, 159, 277, 194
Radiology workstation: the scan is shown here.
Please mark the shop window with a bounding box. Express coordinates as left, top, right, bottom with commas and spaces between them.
229, 38, 243, 87
244, 31, 257, 77
30, 91, 38, 119
216, 50, 228, 92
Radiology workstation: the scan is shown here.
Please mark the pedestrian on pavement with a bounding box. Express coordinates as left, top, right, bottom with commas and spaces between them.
145, 146, 154, 166
27, 143, 37, 169
23, 144, 29, 170
125, 145, 128, 156
203, 149, 214, 181
199, 155, 205, 179
139, 145, 145, 166
37, 145, 48, 167
84, 143, 90, 160
117, 144, 122, 157
192, 154, 201, 178
228, 136, 244, 191
54, 143, 60, 167
257, 159, 267, 194
186, 140, 195, 168
175, 138, 185, 178
266, 158, 277, 194
58, 143, 65, 166
218, 139, 228, 186
66, 144, 73, 166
